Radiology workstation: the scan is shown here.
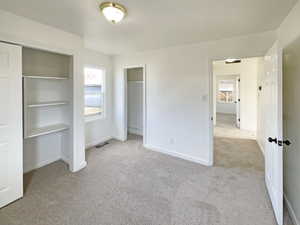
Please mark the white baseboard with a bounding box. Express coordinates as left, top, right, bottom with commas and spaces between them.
71, 160, 87, 173
128, 127, 143, 136
85, 136, 112, 149
24, 155, 88, 174
112, 135, 127, 142
257, 139, 265, 156
144, 144, 211, 166
61, 154, 69, 165
284, 193, 299, 225
24, 156, 61, 173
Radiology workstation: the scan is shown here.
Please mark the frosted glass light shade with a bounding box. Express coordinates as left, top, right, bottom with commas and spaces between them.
100, 2, 126, 23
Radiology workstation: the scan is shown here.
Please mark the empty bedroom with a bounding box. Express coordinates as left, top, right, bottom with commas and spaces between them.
0, 1, 300, 225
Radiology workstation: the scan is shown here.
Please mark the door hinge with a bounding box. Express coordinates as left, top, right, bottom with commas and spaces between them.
238, 118, 240, 122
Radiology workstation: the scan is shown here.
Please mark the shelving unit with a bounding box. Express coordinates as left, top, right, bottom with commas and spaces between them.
27, 101, 69, 108
25, 124, 69, 139
22, 47, 73, 171
23, 75, 69, 80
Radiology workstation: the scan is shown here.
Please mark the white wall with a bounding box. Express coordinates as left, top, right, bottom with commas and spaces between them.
215, 75, 238, 115
213, 58, 261, 132
128, 84, 143, 136
217, 102, 236, 114
276, 1, 300, 224
113, 31, 277, 166
84, 49, 113, 148
0, 9, 86, 172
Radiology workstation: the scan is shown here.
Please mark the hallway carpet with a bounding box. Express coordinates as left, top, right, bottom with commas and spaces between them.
214, 113, 256, 139
214, 113, 264, 171
0, 134, 291, 225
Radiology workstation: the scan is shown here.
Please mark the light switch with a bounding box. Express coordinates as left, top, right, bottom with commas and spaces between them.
202, 94, 208, 102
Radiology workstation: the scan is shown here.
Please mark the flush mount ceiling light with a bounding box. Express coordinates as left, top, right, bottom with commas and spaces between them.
225, 58, 241, 64
99, 2, 127, 24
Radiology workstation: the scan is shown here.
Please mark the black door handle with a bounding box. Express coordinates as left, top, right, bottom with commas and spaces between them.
278, 140, 291, 146
268, 137, 277, 144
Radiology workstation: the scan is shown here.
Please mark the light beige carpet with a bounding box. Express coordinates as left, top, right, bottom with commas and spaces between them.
214, 113, 264, 171
0, 128, 293, 224
214, 113, 256, 139
214, 113, 293, 225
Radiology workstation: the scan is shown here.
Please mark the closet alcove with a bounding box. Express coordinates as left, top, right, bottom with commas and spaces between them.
22, 47, 74, 172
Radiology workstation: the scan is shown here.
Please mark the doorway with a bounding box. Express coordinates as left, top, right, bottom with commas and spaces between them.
210, 51, 284, 225
123, 66, 146, 144
214, 74, 240, 130
212, 58, 262, 169
213, 58, 259, 141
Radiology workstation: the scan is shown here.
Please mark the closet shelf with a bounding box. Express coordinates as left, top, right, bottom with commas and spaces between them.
27, 101, 69, 108
85, 84, 101, 87
23, 75, 69, 80
25, 124, 69, 139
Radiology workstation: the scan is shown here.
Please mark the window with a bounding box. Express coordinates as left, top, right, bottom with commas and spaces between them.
84, 68, 105, 117
218, 80, 235, 103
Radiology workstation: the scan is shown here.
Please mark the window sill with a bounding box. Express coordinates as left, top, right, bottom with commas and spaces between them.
85, 114, 105, 123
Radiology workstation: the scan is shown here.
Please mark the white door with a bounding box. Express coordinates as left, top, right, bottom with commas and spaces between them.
264, 42, 283, 225
235, 77, 240, 128
0, 42, 23, 208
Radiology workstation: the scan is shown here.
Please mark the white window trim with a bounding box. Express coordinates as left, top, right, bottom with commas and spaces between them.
84, 65, 106, 122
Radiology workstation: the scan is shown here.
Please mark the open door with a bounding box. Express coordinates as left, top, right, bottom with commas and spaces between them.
0, 42, 23, 208
264, 42, 283, 225
235, 76, 240, 128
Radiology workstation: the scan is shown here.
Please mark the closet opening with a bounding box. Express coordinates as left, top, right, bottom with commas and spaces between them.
123, 66, 146, 144
22, 47, 74, 177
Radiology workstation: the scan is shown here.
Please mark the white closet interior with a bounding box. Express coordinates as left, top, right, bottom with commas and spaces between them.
127, 68, 143, 136
22, 47, 73, 173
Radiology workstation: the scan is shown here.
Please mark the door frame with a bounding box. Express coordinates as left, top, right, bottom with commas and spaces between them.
208, 58, 219, 166
122, 65, 147, 146
236, 75, 241, 128
208, 57, 249, 165
213, 73, 240, 125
